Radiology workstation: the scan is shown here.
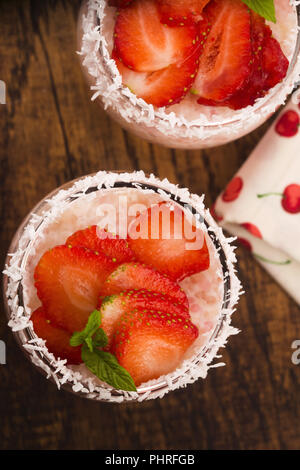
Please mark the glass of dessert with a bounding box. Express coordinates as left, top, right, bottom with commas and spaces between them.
3, 171, 241, 402
78, 0, 300, 149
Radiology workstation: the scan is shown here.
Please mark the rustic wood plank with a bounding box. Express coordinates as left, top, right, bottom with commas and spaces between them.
0, 0, 299, 450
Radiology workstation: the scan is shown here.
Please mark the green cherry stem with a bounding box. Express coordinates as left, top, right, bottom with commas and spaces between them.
257, 192, 283, 199
254, 253, 292, 265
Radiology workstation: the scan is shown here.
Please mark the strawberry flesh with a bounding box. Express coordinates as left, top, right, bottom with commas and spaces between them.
128, 202, 210, 280
99, 262, 189, 307
113, 46, 200, 107
196, 10, 289, 109
192, 0, 252, 102
157, 0, 210, 26
111, 308, 198, 386
31, 307, 82, 364
34, 245, 116, 333
99, 289, 190, 345
113, 0, 199, 72
66, 225, 135, 265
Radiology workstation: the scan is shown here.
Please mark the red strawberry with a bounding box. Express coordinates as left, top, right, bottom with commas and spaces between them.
111, 309, 198, 386
275, 111, 300, 137
113, 0, 199, 72
157, 0, 210, 26
128, 202, 209, 280
237, 237, 252, 252
196, 11, 289, 109
66, 226, 135, 265
34, 245, 116, 333
113, 46, 200, 107
99, 262, 189, 307
99, 289, 190, 345
192, 0, 251, 102
31, 307, 82, 364
109, 0, 133, 7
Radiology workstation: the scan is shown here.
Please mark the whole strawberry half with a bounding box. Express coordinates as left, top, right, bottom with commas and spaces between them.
111, 308, 198, 386
34, 245, 116, 333
99, 289, 190, 346
66, 225, 135, 265
113, 0, 198, 72
31, 307, 82, 364
99, 262, 189, 307
128, 202, 209, 281
192, 0, 252, 102
157, 0, 210, 26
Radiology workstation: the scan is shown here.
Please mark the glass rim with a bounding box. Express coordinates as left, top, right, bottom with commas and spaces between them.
79, 0, 300, 131
3, 171, 241, 402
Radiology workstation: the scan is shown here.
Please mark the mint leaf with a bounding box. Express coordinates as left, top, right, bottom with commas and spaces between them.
81, 344, 137, 392
93, 328, 108, 348
241, 0, 276, 23
70, 310, 101, 347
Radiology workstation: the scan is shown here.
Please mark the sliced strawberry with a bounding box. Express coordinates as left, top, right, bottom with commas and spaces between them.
99, 262, 189, 307
113, 45, 200, 107
128, 202, 209, 280
111, 309, 198, 386
66, 226, 135, 265
99, 289, 190, 345
34, 245, 116, 333
113, 0, 198, 72
197, 11, 289, 109
31, 307, 82, 364
157, 0, 210, 26
192, 0, 251, 102
108, 0, 133, 7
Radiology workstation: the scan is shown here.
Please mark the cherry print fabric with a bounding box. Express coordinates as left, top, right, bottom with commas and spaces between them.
214, 92, 300, 305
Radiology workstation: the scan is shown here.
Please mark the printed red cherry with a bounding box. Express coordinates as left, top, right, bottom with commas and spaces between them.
282, 184, 300, 214
240, 223, 262, 239
275, 110, 300, 137
222, 176, 243, 202
258, 184, 300, 214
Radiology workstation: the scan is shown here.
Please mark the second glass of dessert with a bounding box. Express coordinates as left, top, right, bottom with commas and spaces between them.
3, 171, 241, 402
78, 0, 300, 148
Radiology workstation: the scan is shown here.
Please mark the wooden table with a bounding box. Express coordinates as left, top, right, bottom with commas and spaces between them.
0, 0, 299, 451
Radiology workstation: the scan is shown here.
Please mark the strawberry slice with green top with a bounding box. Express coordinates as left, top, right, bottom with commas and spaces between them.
192, 0, 252, 102
111, 308, 198, 386
34, 245, 116, 333
99, 289, 190, 346
66, 225, 135, 265
113, 46, 200, 107
113, 0, 199, 72
99, 262, 189, 307
31, 307, 82, 364
128, 202, 210, 280
157, 0, 210, 26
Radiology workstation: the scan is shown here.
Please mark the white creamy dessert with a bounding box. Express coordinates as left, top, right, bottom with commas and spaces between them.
4, 171, 242, 402
79, 0, 300, 148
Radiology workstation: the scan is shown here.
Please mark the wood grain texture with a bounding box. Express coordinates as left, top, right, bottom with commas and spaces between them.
0, 0, 299, 451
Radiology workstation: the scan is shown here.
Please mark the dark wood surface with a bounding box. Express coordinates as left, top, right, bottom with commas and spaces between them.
0, 0, 299, 451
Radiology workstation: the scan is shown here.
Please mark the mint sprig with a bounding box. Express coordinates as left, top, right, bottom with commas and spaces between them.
241, 0, 276, 23
70, 311, 137, 392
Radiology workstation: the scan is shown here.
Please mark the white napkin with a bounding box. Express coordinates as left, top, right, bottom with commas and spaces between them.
214, 92, 300, 305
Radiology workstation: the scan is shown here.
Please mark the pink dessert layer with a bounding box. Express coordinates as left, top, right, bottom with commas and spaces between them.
103, 0, 298, 122
22, 188, 224, 386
